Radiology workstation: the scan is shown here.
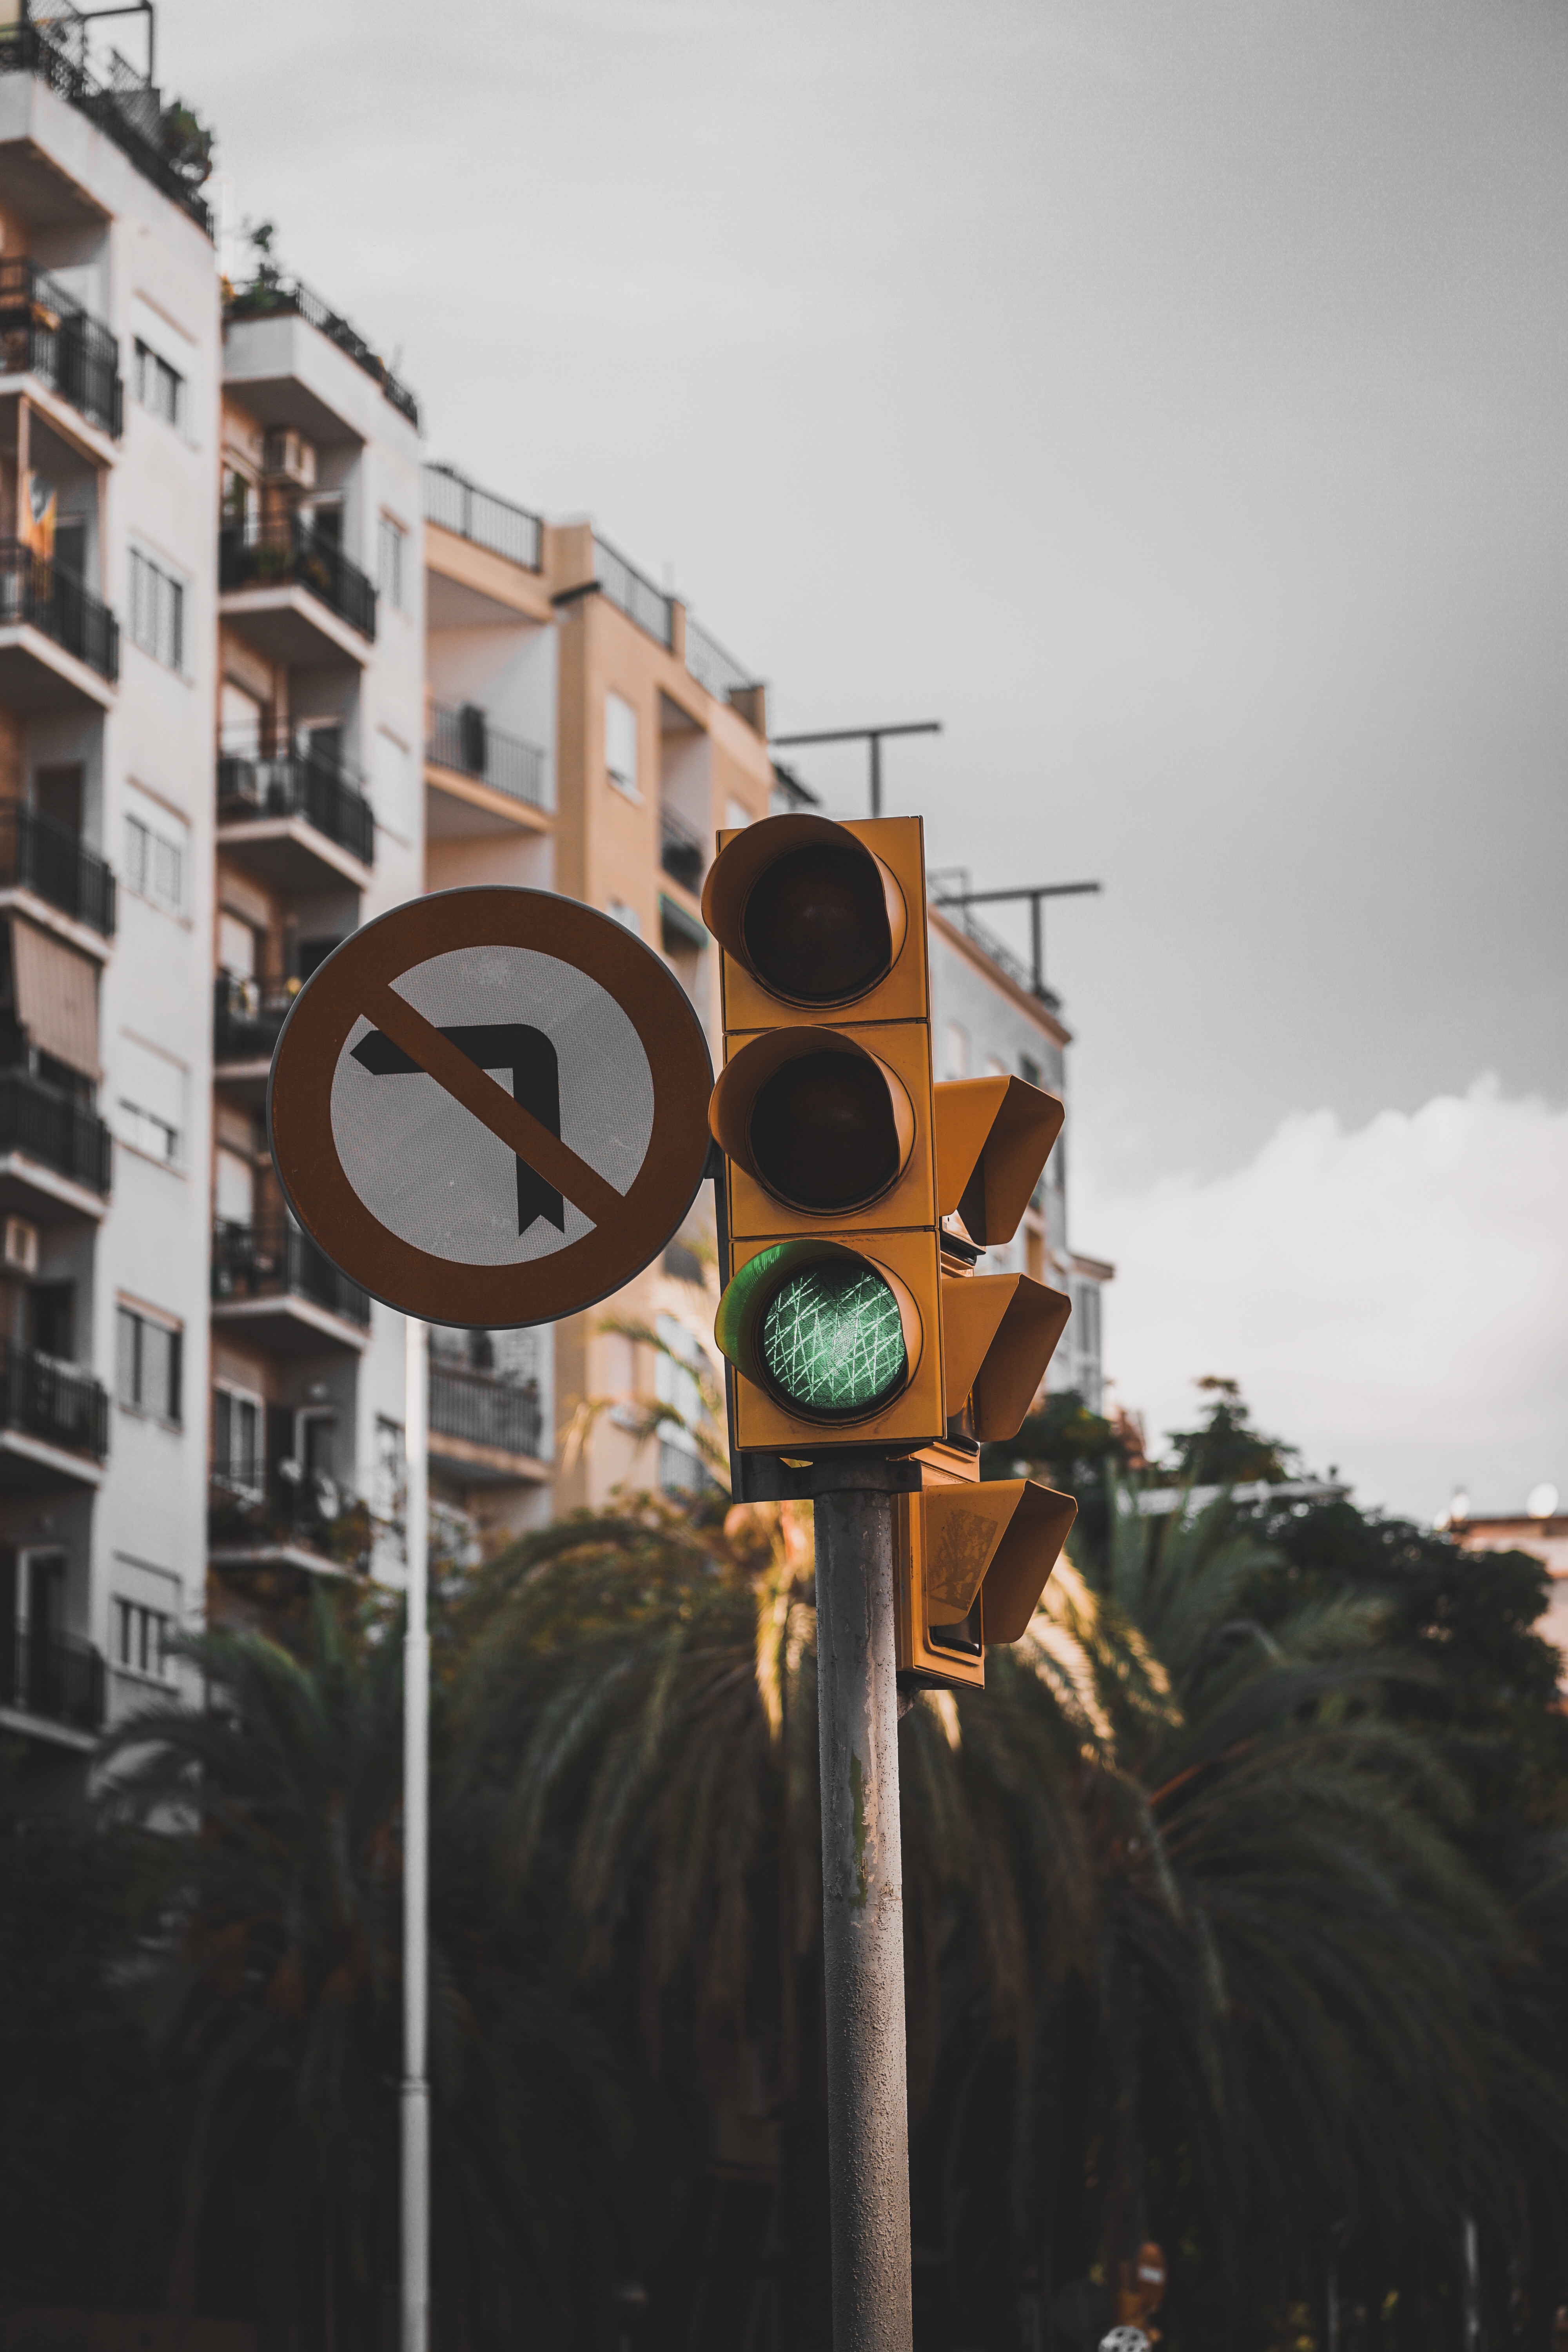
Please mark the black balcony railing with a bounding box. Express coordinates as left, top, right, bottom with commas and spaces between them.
0, 1069, 112, 1194
0, 1624, 105, 1733
216, 746, 376, 865
0, 25, 214, 238
0, 259, 123, 436
214, 973, 297, 1064
0, 1341, 109, 1459
423, 463, 542, 569
593, 535, 674, 649
0, 804, 116, 935
212, 1220, 371, 1330
430, 1366, 544, 1459
0, 541, 119, 683
219, 517, 377, 642
659, 804, 707, 893
209, 1463, 374, 1576
427, 704, 547, 811
225, 276, 419, 429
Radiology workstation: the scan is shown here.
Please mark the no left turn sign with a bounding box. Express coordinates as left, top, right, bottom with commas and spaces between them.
268, 887, 715, 1327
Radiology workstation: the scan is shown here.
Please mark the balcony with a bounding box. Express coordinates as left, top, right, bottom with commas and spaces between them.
211, 1220, 371, 1355
213, 973, 296, 1093
594, 535, 674, 649
226, 275, 419, 430
429, 1365, 547, 1482
0, 258, 122, 442
0, 1624, 105, 1744
0, 1067, 112, 1218
217, 744, 376, 890
424, 463, 541, 570
659, 804, 707, 894
426, 702, 548, 828
0, 804, 115, 940
0, 1341, 110, 1487
0, 542, 118, 710
0, 21, 215, 237
219, 516, 377, 665
209, 1464, 373, 1582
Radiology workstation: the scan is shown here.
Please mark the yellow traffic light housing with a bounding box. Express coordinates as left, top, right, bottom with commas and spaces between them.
706, 813, 945, 1453
895, 1473, 1078, 1689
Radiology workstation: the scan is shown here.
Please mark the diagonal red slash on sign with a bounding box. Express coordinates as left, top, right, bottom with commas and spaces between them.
362, 980, 626, 1230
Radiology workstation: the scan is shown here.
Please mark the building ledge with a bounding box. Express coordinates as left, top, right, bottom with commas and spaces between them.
0, 1700, 96, 1751
0, 370, 118, 469
219, 581, 372, 670
424, 756, 551, 837
0, 882, 112, 962
210, 1543, 359, 1579
429, 1427, 551, 1485
0, 619, 116, 713
0, 1149, 109, 1221
216, 811, 372, 894
0, 1423, 105, 1488
210, 1293, 370, 1356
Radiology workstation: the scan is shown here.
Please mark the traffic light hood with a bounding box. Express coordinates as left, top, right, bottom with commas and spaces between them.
703, 812, 912, 1016
935, 1074, 1063, 1246
710, 1027, 917, 1216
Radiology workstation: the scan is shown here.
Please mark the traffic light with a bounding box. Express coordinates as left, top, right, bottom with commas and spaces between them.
704, 812, 946, 1451
704, 810, 1078, 1680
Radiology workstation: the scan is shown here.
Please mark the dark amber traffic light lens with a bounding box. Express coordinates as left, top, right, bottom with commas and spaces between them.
748, 1049, 901, 1212
759, 1257, 909, 1416
742, 844, 893, 1004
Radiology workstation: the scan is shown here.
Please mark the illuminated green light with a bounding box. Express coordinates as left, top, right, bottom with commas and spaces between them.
759, 1259, 907, 1416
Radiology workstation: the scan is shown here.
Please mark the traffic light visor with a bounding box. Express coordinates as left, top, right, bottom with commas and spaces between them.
935, 1075, 1064, 1246
716, 1239, 924, 1422
711, 1027, 915, 1215
703, 814, 908, 1008
941, 1272, 1072, 1439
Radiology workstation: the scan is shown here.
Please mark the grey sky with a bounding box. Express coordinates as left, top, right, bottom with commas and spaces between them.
163, 0, 1567, 1494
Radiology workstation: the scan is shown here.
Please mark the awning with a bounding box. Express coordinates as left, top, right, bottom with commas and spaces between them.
10, 916, 98, 1078
659, 893, 709, 953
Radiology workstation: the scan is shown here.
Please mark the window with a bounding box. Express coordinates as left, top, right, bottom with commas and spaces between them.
214, 1147, 254, 1227
217, 913, 256, 979
372, 729, 414, 842
132, 338, 183, 430
117, 1304, 182, 1423
1019, 1054, 1042, 1089
124, 796, 187, 916
607, 897, 642, 938
605, 692, 639, 800
213, 1385, 262, 1491
114, 1596, 173, 1680
725, 797, 753, 833
115, 1036, 185, 1167
128, 548, 184, 671
656, 1314, 712, 1496
377, 514, 406, 612
944, 1022, 970, 1080
374, 1416, 405, 1522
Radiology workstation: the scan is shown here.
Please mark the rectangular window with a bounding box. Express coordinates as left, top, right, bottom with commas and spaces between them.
607, 897, 643, 938
123, 793, 187, 916
132, 338, 183, 430
374, 1415, 405, 1522
944, 1022, 970, 1081
116, 1304, 182, 1423
605, 691, 639, 800
128, 548, 184, 671
115, 1036, 185, 1168
371, 729, 414, 843
377, 514, 405, 612
113, 1596, 174, 1680
213, 1386, 262, 1491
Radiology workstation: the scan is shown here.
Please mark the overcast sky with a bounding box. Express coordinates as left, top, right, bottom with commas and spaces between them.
163, 0, 1568, 1519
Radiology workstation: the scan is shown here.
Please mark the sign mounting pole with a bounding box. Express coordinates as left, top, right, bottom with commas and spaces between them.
402, 1313, 430, 2352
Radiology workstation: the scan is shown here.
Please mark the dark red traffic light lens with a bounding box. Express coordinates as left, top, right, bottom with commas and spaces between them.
749, 1049, 902, 1211
742, 844, 892, 1004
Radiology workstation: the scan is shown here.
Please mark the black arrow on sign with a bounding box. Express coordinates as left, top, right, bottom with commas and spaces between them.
351, 1022, 566, 1238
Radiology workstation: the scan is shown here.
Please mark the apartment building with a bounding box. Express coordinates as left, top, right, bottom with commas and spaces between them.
0, 13, 220, 1779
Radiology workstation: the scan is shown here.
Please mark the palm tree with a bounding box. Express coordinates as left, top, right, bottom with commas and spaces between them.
100, 1590, 626, 2352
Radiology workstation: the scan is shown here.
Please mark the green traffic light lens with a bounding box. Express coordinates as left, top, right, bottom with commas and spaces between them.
759, 1258, 909, 1417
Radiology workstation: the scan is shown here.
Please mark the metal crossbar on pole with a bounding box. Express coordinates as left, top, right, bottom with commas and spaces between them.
931, 880, 1102, 997
813, 1476, 913, 2352
402, 1316, 430, 2352
768, 721, 942, 819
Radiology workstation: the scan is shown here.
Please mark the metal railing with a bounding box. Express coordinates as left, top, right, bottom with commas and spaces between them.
429, 1366, 544, 1459
225, 276, 419, 428
932, 892, 1061, 1010
423, 463, 541, 570
0, 258, 122, 436
209, 1461, 374, 1575
0, 1624, 105, 1732
0, 541, 119, 682
0, 1069, 112, 1193
684, 615, 755, 705
594, 535, 673, 648
218, 516, 377, 641
211, 1220, 371, 1329
0, 1341, 110, 1458
426, 704, 547, 811
213, 973, 297, 1064
216, 746, 376, 865
0, 803, 115, 935
659, 803, 707, 893
0, 25, 214, 238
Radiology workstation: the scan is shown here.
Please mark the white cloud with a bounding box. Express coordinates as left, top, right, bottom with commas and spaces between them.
1076, 1080, 1568, 1524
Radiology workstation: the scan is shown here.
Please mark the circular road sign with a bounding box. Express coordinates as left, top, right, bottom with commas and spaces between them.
268, 887, 714, 1328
